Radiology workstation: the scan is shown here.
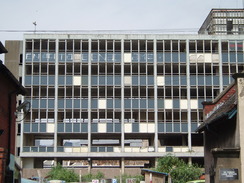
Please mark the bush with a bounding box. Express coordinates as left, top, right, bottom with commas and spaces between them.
155, 155, 202, 183
47, 164, 79, 182
81, 171, 104, 182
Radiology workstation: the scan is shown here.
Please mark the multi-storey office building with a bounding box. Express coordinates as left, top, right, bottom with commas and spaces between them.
5, 9, 244, 178
199, 9, 244, 35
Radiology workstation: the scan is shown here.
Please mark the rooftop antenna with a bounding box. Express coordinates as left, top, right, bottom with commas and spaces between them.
33, 21, 37, 33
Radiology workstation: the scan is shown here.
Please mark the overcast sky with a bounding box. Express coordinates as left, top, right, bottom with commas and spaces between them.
1, 0, 243, 60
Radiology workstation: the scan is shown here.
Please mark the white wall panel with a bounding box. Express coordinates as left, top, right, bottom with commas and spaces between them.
124, 53, 132, 62
124, 76, 132, 85
124, 123, 132, 133
98, 123, 106, 133
165, 99, 173, 109
73, 76, 81, 86
190, 99, 198, 109
98, 99, 107, 109
157, 76, 165, 86
180, 99, 188, 109
46, 124, 54, 133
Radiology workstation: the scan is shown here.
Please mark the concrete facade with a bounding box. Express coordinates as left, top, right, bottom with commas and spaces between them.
3, 8, 244, 180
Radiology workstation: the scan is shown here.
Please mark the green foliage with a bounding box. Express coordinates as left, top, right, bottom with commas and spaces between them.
47, 164, 79, 182
115, 174, 144, 183
155, 155, 202, 183
81, 171, 104, 182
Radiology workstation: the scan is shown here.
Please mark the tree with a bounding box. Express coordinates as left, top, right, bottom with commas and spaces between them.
155, 155, 202, 183
47, 163, 79, 182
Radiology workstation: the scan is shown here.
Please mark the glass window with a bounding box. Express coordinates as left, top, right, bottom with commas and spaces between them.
82, 76, 88, 86
125, 99, 131, 109
115, 99, 121, 108
115, 76, 121, 85
148, 99, 154, 109
48, 99, 54, 108
114, 53, 121, 62
158, 99, 164, 108
139, 52, 146, 62
140, 76, 146, 85
25, 76, 32, 85
237, 53, 243, 63
40, 99, 46, 108
140, 99, 147, 109
41, 76, 47, 85
58, 99, 64, 108
74, 99, 80, 108
66, 99, 72, 108
99, 53, 106, 62
165, 76, 171, 85
157, 53, 164, 62
147, 52, 154, 62
92, 53, 98, 62
82, 99, 88, 109
222, 53, 228, 63
165, 53, 171, 62
58, 76, 65, 85
82, 53, 88, 62
180, 53, 186, 62
91, 99, 97, 109
32, 99, 39, 108
172, 52, 178, 62
107, 99, 113, 109
230, 53, 236, 62
48, 76, 55, 85
148, 76, 154, 85
91, 76, 98, 85
66, 76, 73, 85
107, 76, 113, 85
132, 99, 139, 108
190, 76, 196, 85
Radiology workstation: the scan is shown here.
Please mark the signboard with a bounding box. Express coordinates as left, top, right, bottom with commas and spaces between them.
220, 168, 238, 180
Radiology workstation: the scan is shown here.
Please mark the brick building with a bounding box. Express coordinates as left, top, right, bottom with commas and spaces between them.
0, 42, 26, 183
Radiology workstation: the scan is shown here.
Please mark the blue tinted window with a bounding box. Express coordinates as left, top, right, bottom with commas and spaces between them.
140, 99, 147, 109
165, 76, 171, 85
180, 53, 186, 62
198, 76, 204, 85
66, 99, 72, 108
132, 99, 139, 108
99, 53, 106, 62
223, 75, 230, 86
33, 53, 40, 61
132, 52, 139, 62
132, 76, 138, 85
148, 99, 154, 109
190, 76, 196, 85
173, 76, 179, 85
115, 99, 121, 108
230, 53, 236, 62
32, 123, 38, 132
222, 52, 228, 63
157, 53, 164, 62
148, 76, 154, 85
107, 99, 113, 108
173, 99, 179, 108
172, 52, 178, 62
165, 53, 171, 62
140, 76, 146, 85
48, 99, 54, 108
32, 99, 39, 108
74, 99, 80, 108
115, 76, 121, 85
82, 76, 88, 86
58, 99, 64, 108
237, 53, 243, 63
107, 76, 113, 85
58, 76, 65, 85
91, 99, 97, 109
91, 76, 98, 85
125, 99, 131, 109
49, 76, 55, 85
33, 76, 39, 85
58, 53, 65, 62
166, 123, 172, 132
26, 53, 32, 61
82, 99, 88, 109
92, 53, 98, 62
114, 53, 121, 62
206, 76, 212, 85
147, 53, 154, 63
180, 76, 187, 85
82, 53, 88, 62
66, 76, 72, 85
139, 52, 146, 62
174, 123, 180, 132
49, 53, 55, 62
158, 99, 164, 108
40, 99, 46, 108
66, 53, 73, 61
25, 76, 32, 85
99, 76, 105, 85
41, 76, 47, 85
107, 53, 113, 62
41, 53, 48, 62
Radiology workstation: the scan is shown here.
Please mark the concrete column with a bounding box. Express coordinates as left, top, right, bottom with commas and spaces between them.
121, 158, 125, 175
188, 157, 192, 165
233, 73, 244, 182
88, 158, 92, 174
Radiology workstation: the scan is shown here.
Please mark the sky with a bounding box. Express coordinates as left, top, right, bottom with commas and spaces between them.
0, 0, 243, 60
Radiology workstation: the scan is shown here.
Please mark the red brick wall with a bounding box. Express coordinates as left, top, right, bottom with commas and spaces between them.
0, 148, 6, 183
203, 85, 237, 116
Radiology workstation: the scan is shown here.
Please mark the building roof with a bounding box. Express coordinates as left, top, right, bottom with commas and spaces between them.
196, 89, 237, 133
0, 41, 8, 54
0, 60, 26, 95
141, 169, 168, 176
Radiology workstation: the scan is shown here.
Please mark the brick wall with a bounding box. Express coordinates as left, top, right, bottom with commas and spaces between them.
0, 148, 6, 183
